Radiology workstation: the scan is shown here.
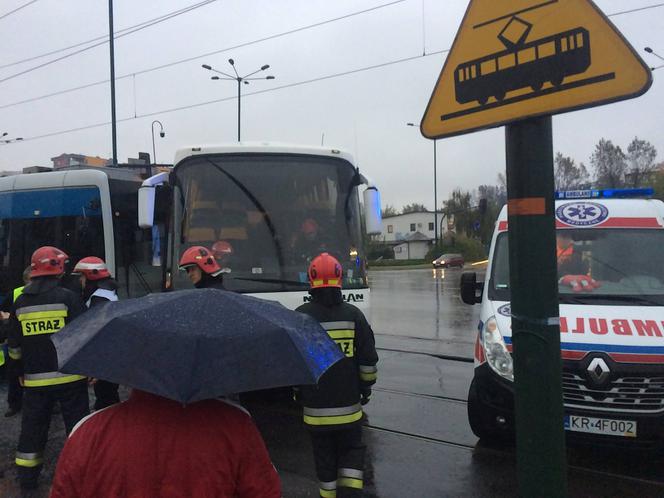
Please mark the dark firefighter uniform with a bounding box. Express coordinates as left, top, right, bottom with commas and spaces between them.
8, 277, 88, 488
3, 285, 26, 416
296, 298, 378, 498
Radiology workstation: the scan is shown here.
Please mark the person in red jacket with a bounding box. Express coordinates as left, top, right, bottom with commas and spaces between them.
49, 389, 281, 498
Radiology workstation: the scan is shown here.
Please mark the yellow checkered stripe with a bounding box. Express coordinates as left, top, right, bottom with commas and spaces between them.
16, 452, 43, 468
303, 403, 363, 427
23, 371, 86, 388
360, 364, 378, 382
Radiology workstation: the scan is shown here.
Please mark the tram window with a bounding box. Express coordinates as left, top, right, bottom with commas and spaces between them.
498, 54, 515, 69
481, 59, 496, 75
539, 41, 555, 58
470, 65, 476, 78
518, 47, 536, 63
576, 32, 584, 47
561, 38, 568, 52
458, 68, 464, 82
569, 35, 575, 49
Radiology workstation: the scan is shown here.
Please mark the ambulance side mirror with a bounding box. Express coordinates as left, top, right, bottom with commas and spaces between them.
460, 272, 483, 305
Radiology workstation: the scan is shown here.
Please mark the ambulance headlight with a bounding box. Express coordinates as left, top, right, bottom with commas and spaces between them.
482, 316, 513, 381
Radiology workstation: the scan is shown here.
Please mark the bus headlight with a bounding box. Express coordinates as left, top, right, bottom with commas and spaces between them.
482, 316, 513, 381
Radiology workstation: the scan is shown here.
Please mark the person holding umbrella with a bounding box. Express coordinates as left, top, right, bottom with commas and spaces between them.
7, 246, 88, 491
296, 252, 379, 498
179, 245, 226, 289
72, 256, 120, 410
49, 285, 346, 497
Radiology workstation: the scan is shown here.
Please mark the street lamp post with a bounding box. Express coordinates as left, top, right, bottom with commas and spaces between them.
407, 122, 438, 246
151, 120, 165, 165
202, 60, 275, 142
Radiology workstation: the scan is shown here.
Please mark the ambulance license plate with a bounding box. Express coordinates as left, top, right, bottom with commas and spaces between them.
564, 415, 637, 438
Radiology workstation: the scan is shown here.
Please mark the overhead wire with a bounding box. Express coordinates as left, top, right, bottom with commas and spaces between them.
0, 0, 217, 70
5, 1, 663, 143
606, 2, 664, 17
0, 0, 218, 84
0, 0, 407, 110
0, 0, 38, 21
12, 49, 449, 143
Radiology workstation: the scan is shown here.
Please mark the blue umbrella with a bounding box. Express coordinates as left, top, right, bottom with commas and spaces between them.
52, 288, 343, 404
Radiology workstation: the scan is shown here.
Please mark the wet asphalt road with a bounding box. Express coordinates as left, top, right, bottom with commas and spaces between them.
2, 267, 664, 497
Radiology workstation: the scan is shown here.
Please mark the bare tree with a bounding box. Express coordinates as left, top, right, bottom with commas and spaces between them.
626, 137, 658, 187
554, 152, 590, 190
401, 203, 428, 214
381, 204, 398, 217
591, 139, 627, 188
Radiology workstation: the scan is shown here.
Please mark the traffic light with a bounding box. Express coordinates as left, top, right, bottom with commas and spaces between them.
479, 198, 487, 215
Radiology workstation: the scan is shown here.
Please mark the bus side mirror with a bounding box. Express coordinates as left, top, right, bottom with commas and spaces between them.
138, 172, 170, 228
460, 272, 483, 305
363, 187, 382, 235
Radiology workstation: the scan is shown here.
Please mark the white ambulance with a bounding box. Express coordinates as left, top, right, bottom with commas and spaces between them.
460, 189, 664, 445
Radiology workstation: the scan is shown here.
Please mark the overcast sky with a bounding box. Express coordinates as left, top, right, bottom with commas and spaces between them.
0, 0, 662, 210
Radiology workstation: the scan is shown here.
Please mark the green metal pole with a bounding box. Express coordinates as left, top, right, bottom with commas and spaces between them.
505, 116, 567, 498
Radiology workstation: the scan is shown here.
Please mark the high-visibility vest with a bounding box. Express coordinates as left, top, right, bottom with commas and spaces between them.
13, 285, 24, 302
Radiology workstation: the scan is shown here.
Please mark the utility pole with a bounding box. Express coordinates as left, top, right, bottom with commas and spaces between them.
506, 116, 566, 497
108, 0, 118, 166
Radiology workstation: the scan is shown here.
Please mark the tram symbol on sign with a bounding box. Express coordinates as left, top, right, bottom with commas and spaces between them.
447, 14, 615, 120
420, 0, 652, 140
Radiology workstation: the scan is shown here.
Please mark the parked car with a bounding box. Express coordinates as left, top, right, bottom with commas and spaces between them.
432, 253, 464, 268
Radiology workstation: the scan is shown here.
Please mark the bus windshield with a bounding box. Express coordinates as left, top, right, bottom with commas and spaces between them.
172, 153, 367, 293
491, 229, 664, 306
0, 187, 105, 298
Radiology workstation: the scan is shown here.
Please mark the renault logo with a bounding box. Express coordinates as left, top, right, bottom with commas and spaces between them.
587, 358, 610, 384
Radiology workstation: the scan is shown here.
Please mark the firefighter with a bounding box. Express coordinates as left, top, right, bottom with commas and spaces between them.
1, 266, 31, 417
7, 246, 88, 490
72, 256, 120, 410
179, 246, 226, 289
296, 253, 379, 498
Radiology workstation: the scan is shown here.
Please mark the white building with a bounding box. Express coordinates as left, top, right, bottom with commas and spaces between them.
377, 211, 451, 260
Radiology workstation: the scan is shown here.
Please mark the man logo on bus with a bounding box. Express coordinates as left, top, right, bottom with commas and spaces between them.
556, 202, 609, 226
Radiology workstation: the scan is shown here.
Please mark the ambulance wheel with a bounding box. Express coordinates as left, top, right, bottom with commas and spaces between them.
467, 378, 508, 444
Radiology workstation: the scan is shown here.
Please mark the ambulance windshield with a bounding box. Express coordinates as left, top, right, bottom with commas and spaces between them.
491, 229, 664, 305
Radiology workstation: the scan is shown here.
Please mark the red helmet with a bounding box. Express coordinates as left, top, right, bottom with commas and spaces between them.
30, 246, 69, 277
308, 252, 342, 289
301, 218, 318, 235
73, 256, 111, 281
211, 240, 233, 265
178, 246, 221, 275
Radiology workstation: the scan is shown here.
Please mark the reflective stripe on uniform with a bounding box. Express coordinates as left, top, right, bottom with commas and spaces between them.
327, 329, 355, 340
337, 468, 364, 489
17, 304, 68, 337
319, 489, 336, 498
8, 347, 22, 360
0, 348, 4, 367
23, 371, 85, 387
15, 452, 43, 468
303, 403, 363, 426
359, 364, 377, 382
320, 321, 354, 331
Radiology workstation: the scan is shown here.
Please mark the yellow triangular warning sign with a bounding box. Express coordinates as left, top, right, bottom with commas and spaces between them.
420, 0, 652, 139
